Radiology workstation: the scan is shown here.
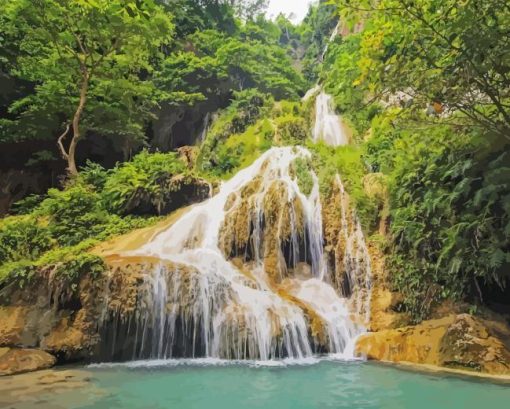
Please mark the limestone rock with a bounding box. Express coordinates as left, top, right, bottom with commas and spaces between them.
356, 314, 510, 375
0, 348, 56, 376
0, 307, 27, 345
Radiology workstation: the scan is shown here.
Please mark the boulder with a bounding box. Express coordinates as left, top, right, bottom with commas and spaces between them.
356, 314, 510, 375
0, 348, 56, 376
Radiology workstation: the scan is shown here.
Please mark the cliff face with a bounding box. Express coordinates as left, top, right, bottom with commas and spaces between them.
1, 151, 509, 378
0, 256, 200, 370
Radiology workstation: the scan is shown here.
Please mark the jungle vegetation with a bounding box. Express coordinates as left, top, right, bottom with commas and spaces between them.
0, 0, 509, 321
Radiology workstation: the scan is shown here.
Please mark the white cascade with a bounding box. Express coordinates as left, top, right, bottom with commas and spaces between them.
100, 147, 371, 362
199, 112, 211, 143
313, 92, 349, 146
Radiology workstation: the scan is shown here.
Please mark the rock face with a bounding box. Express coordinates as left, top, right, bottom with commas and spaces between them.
0, 348, 56, 376
0, 257, 194, 364
356, 314, 510, 375
0, 274, 104, 363
356, 219, 510, 376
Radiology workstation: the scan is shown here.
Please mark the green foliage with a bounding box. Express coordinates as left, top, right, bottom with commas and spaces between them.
310, 142, 379, 231
0, 216, 54, 264
213, 119, 274, 177
334, 0, 510, 137
158, 27, 306, 104
298, 0, 338, 83
198, 94, 312, 179
322, 35, 382, 137
40, 186, 108, 246
292, 157, 314, 197
198, 89, 272, 173
1, 0, 174, 172
381, 126, 510, 320
102, 150, 186, 215
273, 101, 310, 145
0, 242, 106, 290
0, 150, 177, 286
317, 0, 510, 320
10, 194, 46, 215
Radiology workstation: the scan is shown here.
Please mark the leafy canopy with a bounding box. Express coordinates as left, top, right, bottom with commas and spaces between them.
1, 0, 174, 170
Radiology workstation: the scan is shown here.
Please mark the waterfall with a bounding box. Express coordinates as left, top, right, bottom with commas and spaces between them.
321, 21, 341, 60
313, 92, 349, 146
335, 175, 372, 324
199, 112, 211, 144
97, 147, 371, 362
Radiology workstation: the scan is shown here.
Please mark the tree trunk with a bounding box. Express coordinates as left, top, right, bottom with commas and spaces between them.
66, 71, 89, 176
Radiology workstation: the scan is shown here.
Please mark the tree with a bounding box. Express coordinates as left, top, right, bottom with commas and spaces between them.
2, 0, 173, 175
226, 0, 269, 20
335, 0, 510, 139
158, 28, 306, 102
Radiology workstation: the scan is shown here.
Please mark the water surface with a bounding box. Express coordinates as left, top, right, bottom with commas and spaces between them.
2, 360, 509, 409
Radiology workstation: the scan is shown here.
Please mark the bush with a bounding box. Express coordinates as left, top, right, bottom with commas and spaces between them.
275, 115, 308, 145
10, 195, 46, 215
0, 242, 106, 290
211, 119, 274, 178
0, 216, 55, 263
368, 120, 510, 320
39, 186, 108, 247
0, 151, 172, 287
79, 160, 111, 191
198, 89, 272, 172
102, 150, 186, 215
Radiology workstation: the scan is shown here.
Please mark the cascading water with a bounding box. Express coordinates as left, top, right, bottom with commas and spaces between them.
312, 92, 349, 146
199, 112, 211, 143
97, 146, 372, 362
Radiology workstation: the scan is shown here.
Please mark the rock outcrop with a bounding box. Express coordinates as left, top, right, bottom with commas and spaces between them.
0, 255, 200, 365
356, 314, 510, 375
0, 348, 56, 376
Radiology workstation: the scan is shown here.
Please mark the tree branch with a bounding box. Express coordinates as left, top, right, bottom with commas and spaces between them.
57, 124, 71, 160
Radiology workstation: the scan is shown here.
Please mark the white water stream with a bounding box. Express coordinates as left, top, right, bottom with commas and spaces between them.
99, 145, 371, 362
312, 92, 349, 146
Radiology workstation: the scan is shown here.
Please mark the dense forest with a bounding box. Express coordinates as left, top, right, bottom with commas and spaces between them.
0, 0, 509, 334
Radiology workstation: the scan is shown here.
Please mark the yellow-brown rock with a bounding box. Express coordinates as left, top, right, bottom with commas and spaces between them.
356, 314, 510, 375
0, 307, 27, 345
366, 243, 408, 332
0, 348, 56, 376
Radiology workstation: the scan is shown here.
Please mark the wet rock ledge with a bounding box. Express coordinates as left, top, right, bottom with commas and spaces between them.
0, 348, 56, 376
356, 314, 510, 375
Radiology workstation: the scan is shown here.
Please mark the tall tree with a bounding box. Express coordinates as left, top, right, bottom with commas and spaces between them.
335, 0, 510, 138
2, 0, 173, 175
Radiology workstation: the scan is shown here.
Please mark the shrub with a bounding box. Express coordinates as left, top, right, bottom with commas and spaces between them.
275, 115, 309, 145
198, 89, 272, 172
310, 142, 379, 232
384, 126, 510, 320
102, 150, 186, 215
292, 157, 314, 196
0, 216, 55, 263
39, 186, 108, 246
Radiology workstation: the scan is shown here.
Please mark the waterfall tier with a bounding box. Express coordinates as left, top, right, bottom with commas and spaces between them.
313, 92, 350, 146
97, 147, 371, 362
